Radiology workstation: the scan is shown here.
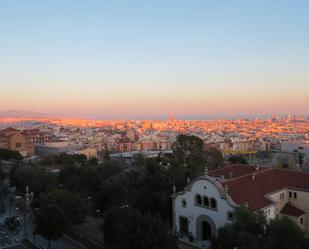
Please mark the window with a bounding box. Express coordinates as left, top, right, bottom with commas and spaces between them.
179, 216, 189, 235
210, 198, 217, 210
181, 199, 187, 208
227, 211, 233, 221
289, 191, 292, 198
203, 196, 209, 207
294, 192, 297, 199
195, 194, 202, 205
280, 193, 285, 200
300, 217, 303, 225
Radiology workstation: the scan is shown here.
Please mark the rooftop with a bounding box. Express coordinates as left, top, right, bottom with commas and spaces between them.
213, 165, 309, 211
280, 203, 305, 217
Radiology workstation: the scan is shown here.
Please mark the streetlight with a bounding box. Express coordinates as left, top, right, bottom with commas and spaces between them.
15, 186, 34, 238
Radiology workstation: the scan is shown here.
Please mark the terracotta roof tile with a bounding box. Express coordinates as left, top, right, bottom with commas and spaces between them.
280, 203, 305, 217
209, 164, 268, 179
218, 165, 309, 211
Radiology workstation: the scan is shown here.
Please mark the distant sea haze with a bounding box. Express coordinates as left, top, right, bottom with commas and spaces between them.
0, 110, 307, 121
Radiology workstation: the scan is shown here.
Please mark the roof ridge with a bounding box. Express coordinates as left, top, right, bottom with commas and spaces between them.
223, 167, 273, 184
209, 164, 255, 174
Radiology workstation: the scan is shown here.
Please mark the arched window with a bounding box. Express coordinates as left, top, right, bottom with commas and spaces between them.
203, 196, 209, 207
294, 192, 297, 199
210, 198, 217, 209
195, 194, 202, 205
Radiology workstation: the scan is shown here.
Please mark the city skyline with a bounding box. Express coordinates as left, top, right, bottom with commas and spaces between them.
1, 1, 309, 117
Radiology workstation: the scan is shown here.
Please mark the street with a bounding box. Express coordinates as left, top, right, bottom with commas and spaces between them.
0, 196, 88, 249
0, 226, 22, 249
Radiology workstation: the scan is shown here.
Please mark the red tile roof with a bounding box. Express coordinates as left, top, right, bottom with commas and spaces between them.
209, 164, 268, 179
218, 165, 309, 211
280, 204, 305, 217
0, 127, 19, 133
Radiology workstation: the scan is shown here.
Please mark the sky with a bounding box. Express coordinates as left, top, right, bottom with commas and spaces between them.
1, 0, 309, 118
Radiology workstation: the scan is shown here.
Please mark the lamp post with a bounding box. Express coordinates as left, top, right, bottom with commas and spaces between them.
96, 209, 104, 242
15, 186, 33, 238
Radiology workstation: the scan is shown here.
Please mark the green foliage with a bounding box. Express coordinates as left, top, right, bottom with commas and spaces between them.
10, 165, 57, 194
212, 207, 307, 249
103, 149, 110, 161
94, 157, 175, 222
33, 202, 66, 243
46, 189, 89, 225
0, 148, 22, 161
59, 161, 124, 195
228, 155, 248, 164
40, 153, 87, 166
103, 207, 177, 249
32, 188, 89, 247
204, 147, 224, 169
265, 216, 305, 249
172, 134, 204, 171
212, 206, 267, 249
171, 135, 223, 178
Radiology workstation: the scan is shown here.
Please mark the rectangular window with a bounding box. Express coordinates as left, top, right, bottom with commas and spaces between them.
179, 216, 189, 235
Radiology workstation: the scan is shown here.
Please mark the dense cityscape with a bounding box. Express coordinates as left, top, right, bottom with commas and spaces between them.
0, 112, 309, 248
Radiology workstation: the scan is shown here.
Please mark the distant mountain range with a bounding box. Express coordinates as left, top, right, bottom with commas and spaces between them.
0, 110, 49, 118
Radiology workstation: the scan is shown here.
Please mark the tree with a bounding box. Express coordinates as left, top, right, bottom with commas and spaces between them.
103, 207, 177, 249
212, 206, 267, 249
87, 157, 99, 166
0, 148, 22, 161
32, 189, 89, 248
204, 147, 224, 169
33, 200, 66, 249
46, 189, 89, 225
10, 165, 57, 194
172, 134, 205, 177
40, 153, 87, 167
266, 216, 305, 249
212, 207, 309, 249
228, 155, 248, 164
103, 149, 110, 161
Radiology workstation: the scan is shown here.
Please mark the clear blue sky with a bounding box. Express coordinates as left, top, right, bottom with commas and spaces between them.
1, 0, 309, 118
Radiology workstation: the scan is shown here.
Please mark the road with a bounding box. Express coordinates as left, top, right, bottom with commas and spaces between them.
0, 196, 87, 249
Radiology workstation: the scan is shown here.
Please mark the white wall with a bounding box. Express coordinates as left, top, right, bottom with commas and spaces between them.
175, 178, 234, 239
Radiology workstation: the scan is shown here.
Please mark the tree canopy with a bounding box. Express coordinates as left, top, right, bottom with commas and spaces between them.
103, 207, 177, 249
212, 206, 308, 249
0, 148, 22, 161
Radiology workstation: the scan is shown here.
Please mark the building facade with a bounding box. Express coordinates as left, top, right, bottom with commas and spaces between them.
172, 165, 309, 248
0, 127, 34, 157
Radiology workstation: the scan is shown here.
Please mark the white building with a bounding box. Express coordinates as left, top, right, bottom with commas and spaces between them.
172, 165, 309, 248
